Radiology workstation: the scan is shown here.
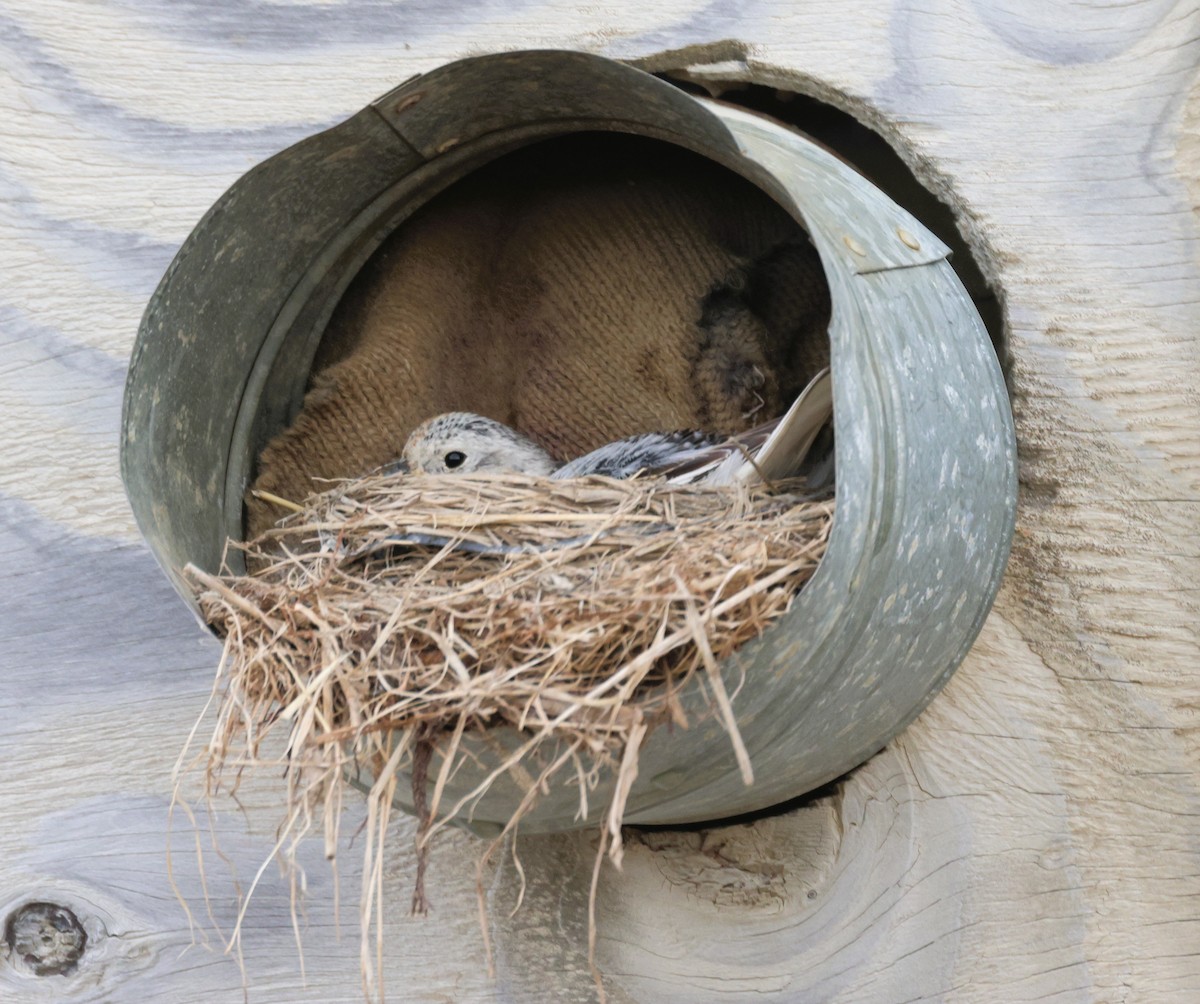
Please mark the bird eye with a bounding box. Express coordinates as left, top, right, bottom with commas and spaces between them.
444, 450, 466, 469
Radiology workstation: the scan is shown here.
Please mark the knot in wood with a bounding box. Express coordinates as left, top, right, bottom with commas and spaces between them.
4, 902, 87, 977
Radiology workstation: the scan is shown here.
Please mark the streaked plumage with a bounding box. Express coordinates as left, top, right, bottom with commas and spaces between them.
394, 368, 833, 486
399, 412, 556, 476
553, 426, 775, 482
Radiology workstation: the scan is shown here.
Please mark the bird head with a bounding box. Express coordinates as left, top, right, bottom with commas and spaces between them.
402, 412, 557, 476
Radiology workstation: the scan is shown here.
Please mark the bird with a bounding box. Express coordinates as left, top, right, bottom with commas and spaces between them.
392, 368, 833, 488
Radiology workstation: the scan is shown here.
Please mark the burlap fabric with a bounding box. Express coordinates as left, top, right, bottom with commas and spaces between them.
247, 135, 829, 538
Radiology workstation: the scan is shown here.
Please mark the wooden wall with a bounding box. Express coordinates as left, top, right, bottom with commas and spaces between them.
2, 1, 1197, 1000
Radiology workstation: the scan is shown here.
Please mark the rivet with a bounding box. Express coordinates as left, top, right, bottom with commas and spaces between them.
843, 235, 867, 257
435, 137, 461, 155
896, 228, 921, 251
393, 92, 424, 115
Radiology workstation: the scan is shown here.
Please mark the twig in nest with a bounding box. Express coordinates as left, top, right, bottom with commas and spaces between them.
251, 488, 305, 513
410, 733, 434, 917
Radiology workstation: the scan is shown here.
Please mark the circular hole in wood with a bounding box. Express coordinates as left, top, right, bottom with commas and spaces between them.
124, 50, 1014, 837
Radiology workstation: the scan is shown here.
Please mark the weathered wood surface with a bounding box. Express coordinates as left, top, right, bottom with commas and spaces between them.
2, 1, 1197, 1001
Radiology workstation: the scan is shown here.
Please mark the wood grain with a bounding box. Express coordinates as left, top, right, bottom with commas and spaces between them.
2, 0, 1197, 1000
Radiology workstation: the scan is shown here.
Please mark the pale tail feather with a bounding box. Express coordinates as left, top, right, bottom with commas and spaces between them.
701, 368, 834, 486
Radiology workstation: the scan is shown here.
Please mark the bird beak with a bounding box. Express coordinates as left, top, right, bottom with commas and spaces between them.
382, 458, 410, 475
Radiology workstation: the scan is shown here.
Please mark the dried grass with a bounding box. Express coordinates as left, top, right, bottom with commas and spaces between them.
178, 470, 833, 999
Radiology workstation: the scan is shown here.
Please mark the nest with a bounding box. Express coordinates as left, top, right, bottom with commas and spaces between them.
182, 470, 833, 995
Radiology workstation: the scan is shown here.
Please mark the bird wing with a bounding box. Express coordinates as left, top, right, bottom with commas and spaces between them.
703, 368, 833, 486
550, 367, 832, 485
552, 429, 726, 480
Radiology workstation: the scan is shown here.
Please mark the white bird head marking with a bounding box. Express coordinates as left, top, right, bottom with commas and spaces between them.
402, 412, 557, 476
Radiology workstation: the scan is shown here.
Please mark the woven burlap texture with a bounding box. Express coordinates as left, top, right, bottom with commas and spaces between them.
247, 137, 830, 539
